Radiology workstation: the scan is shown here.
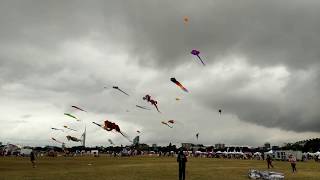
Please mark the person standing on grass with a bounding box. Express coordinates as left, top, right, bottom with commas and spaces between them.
30, 149, 36, 168
288, 154, 297, 173
266, 155, 273, 169
177, 150, 187, 180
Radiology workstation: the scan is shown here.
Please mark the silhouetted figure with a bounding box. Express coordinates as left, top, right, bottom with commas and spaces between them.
30, 150, 36, 168
266, 155, 273, 169
177, 150, 187, 180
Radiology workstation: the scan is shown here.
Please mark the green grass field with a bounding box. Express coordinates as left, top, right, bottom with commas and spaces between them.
0, 156, 319, 180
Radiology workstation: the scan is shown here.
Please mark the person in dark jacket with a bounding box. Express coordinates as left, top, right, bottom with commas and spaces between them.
266, 155, 273, 169
30, 150, 36, 168
177, 150, 187, 180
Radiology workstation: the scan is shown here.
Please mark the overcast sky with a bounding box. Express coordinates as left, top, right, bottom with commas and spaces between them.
1, 0, 320, 147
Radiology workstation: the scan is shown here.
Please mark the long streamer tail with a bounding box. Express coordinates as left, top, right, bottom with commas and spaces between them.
92, 122, 102, 127
154, 104, 161, 113
117, 89, 129, 96
119, 131, 132, 142
197, 55, 205, 66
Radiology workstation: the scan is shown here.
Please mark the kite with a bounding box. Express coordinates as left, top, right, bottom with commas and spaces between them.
71, 105, 87, 112
63, 125, 77, 132
196, 133, 199, 140
171, 78, 189, 93
183, 16, 189, 24
92, 120, 131, 142
108, 139, 114, 145
51, 137, 63, 144
133, 136, 139, 145
161, 121, 173, 128
143, 95, 160, 113
168, 120, 175, 124
136, 105, 151, 110
218, 109, 222, 115
64, 113, 80, 121
191, 49, 205, 66
112, 86, 129, 96
66, 135, 82, 142
92, 122, 103, 128
137, 130, 141, 133
51, 128, 64, 132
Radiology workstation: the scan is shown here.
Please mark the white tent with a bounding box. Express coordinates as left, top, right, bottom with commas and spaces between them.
265, 150, 273, 154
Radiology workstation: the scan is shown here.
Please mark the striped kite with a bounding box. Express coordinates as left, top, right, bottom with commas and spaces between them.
171, 78, 189, 93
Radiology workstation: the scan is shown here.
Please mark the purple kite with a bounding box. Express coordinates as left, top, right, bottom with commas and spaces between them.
191, 49, 205, 66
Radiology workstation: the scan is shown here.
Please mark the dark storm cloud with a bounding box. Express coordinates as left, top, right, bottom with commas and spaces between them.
116, 0, 320, 69
2, 0, 320, 70
193, 62, 320, 132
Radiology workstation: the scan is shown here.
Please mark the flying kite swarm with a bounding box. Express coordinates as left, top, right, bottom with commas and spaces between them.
49, 16, 222, 147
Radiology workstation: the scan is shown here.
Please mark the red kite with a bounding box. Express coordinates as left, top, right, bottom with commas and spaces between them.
143, 95, 160, 113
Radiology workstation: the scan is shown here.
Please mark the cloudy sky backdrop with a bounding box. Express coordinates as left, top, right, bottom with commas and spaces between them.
1, 0, 320, 147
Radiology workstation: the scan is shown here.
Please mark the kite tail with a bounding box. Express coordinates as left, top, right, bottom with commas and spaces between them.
154, 105, 161, 113
175, 82, 189, 93
69, 128, 77, 132
180, 86, 189, 93
197, 55, 205, 66
119, 131, 132, 142
92, 122, 102, 127
136, 105, 151, 110
118, 89, 129, 96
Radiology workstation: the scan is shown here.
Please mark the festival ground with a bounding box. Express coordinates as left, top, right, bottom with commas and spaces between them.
0, 156, 319, 180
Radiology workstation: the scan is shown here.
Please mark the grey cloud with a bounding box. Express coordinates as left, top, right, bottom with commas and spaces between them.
195, 64, 320, 132
21, 114, 32, 119
117, 0, 320, 69
1, 0, 320, 146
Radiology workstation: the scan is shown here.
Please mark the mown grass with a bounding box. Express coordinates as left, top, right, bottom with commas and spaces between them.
0, 156, 319, 180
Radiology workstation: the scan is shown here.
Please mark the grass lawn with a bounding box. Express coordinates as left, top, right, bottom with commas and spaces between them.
0, 156, 319, 180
